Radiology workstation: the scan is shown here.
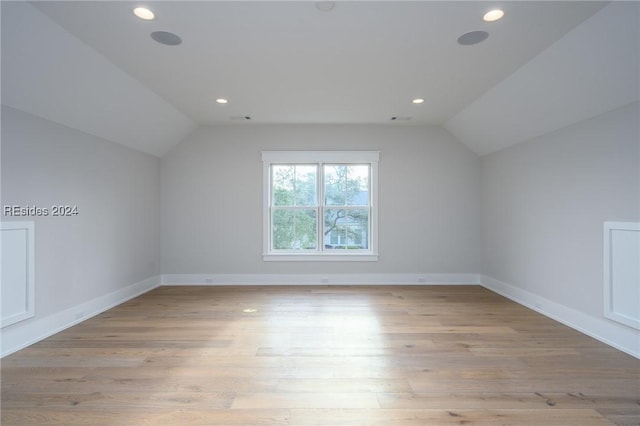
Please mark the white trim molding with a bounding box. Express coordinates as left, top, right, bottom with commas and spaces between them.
262, 151, 379, 261
162, 273, 480, 286
603, 222, 640, 330
262, 253, 379, 262
1, 275, 161, 357
481, 275, 640, 359
1, 221, 36, 327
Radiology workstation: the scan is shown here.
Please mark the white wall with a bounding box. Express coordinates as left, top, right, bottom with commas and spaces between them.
481, 102, 640, 355
161, 124, 480, 277
1, 106, 161, 354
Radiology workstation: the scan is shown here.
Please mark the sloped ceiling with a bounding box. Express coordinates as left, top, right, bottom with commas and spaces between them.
2, 1, 637, 156
1, 2, 196, 157
444, 1, 640, 155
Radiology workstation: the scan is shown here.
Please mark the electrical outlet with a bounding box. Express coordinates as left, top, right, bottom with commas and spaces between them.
417, 276, 426, 283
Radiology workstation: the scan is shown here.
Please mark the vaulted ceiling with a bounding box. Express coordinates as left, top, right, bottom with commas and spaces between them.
2, 1, 638, 156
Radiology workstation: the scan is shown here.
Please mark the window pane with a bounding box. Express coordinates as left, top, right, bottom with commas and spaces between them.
324, 164, 369, 206
272, 165, 294, 206
272, 165, 317, 206
345, 165, 369, 206
323, 208, 368, 249
294, 165, 317, 206
273, 209, 317, 250
324, 165, 346, 206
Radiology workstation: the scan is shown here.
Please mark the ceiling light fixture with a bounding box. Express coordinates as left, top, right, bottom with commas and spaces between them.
216, 98, 228, 104
483, 9, 504, 22
133, 7, 155, 20
412, 98, 425, 104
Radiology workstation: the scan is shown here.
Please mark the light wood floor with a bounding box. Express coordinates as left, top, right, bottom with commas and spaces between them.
2, 286, 639, 425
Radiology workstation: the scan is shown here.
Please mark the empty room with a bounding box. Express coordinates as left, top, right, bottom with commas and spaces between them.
1, 1, 639, 425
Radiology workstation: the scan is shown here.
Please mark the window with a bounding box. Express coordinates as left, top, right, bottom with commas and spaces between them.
263, 151, 379, 261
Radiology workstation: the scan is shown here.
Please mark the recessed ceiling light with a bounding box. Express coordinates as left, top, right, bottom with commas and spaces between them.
457, 31, 489, 46
483, 9, 504, 22
216, 98, 228, 104
133, 7, 155, 20
412, 98, 425, 104
150, 31, 182, 46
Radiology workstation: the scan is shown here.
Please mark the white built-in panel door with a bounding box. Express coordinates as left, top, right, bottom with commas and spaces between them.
604, 222, 640, 330
1, 222, 35, 327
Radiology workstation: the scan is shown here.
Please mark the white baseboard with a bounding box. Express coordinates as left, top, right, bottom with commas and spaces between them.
161, 273, 480, 286
481, 275, 640, 359
0, 275, 161, 358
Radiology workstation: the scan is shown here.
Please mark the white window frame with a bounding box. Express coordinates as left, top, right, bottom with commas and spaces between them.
262, 151, 379, 261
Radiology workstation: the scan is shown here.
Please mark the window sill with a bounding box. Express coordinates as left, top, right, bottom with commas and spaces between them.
263, 253, 379, 262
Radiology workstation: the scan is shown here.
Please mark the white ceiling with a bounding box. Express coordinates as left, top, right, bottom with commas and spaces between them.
4, 1, 637, 156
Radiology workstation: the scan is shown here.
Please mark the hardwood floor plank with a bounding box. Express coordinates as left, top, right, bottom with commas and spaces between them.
231, 392, 379, 409
4, 376, 279, 394
1, 356, 146, 368
276, 378, 412, 393
1, 408, 291, 426
378, 392, 638, 410
2, 390, 237, 410
288, 408, 613, 425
